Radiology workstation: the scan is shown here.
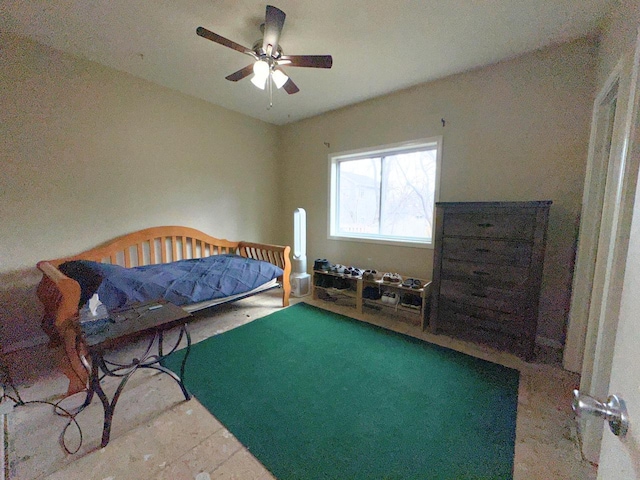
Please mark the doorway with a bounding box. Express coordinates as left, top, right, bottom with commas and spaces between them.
565, 33, 640, 464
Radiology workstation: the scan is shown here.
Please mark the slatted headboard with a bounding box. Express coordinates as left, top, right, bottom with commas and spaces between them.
46, 226, 286, 269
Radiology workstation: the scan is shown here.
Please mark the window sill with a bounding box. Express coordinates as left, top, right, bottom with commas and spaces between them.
327, 234, 433, 249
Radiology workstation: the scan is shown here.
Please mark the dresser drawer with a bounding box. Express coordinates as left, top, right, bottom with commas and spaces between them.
441, 237, 532, 266
438, 299, 526, 336
440, 259, 529, 289
443, 212, 536, 239
439, 279, 527, 315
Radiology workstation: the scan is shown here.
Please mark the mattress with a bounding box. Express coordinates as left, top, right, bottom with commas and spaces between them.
59, 255, 284, 310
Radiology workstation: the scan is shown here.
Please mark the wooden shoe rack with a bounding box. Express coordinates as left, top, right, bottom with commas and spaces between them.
312, 270, 432, 329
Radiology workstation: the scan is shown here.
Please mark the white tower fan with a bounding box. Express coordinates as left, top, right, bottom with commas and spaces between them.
291, 208, 311, 297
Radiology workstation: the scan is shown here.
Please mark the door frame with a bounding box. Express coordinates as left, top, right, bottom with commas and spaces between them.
563, 61, 622, 374
565, 28, 640, 463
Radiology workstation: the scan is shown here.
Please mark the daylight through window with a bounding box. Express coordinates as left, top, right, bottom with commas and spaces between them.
329, 138, 441, 246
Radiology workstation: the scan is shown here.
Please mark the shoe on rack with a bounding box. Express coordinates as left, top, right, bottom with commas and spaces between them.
333, 277, 349, 289
364, 269, 384, 281
400, 294, 421, 308
382, 273, 402, 284
314, 259, 331, 271
344, 266, 363, 277
317, 289, 337, 302
363, 286, 382, 300
402, 277, 415, 288
387, 292, 399, 305
321, 275, 334, 288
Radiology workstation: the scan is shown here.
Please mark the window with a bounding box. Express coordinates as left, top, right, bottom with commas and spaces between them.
329, 138, 441, 247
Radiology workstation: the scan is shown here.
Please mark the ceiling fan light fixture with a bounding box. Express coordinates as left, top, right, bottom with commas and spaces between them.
250, 73, 267, 90
253, 60, 270, 79
251, 60, 270, 89
272, 69, 288, 89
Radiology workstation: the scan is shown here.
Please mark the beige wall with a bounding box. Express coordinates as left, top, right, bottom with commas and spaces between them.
0, 34, 280, 351
279, 38, 597, 345
0, 32, 600, 351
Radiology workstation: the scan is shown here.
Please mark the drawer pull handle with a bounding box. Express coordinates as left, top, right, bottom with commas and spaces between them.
471, 293, 487, 298
472, 270, 490, 276
475, 248, 490, 253
477, 223, 494, 228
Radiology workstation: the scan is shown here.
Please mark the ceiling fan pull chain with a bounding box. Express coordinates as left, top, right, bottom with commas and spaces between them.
268, 72, 273, 109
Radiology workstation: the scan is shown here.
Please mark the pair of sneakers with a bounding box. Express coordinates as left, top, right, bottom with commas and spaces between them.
332, 277, 351, 289
344, 266, 363, 277
314, 275, 333, 288
400, 294, 422, 308
401, 278, 424, 289
331, 264, 347, 274
362, 286, 382, 300
381, 291, 399, 305
363, 269, 383, 281
314, 259, 331, 271
382, 273, 403, 284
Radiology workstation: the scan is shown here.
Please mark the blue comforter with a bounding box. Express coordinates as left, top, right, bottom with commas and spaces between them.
60, 255, 284, 310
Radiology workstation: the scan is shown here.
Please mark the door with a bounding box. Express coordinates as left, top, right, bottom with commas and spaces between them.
593, 30, 640, 477
571, 27, 640, 464
597, 109, 640, 477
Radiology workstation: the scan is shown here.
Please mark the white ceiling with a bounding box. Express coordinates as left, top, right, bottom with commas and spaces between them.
1, 0, 612, 125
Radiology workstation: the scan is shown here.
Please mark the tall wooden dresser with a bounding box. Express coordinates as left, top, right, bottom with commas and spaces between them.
429, 201, 551, 359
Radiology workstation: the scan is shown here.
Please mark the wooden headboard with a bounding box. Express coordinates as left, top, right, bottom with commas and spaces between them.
44, 226, 289, 270
36, 226, 291, 396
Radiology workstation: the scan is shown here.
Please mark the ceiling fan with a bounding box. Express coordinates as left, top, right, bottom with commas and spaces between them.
196, 5, 332, 103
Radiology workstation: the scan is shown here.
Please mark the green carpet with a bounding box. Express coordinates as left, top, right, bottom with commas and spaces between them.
163, 303, 519, 479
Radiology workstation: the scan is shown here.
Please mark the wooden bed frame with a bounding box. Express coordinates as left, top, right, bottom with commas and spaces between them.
36, 226, 291, 396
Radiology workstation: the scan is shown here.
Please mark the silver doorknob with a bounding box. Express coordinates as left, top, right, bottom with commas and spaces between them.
572, 389, 629, 438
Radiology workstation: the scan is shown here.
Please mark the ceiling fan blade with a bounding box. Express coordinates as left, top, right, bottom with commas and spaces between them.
262, 5, 286, 56
283, 77, 300, 94
225, 64, 254, 82
196, 26, 254, 56
278, 55, 333, 69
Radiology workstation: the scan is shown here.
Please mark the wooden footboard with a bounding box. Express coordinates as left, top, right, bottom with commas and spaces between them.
239, 241, 291, 307
36, 226, 291, 396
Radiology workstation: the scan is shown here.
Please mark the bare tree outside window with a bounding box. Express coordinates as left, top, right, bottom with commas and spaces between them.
331, 140, 440, 245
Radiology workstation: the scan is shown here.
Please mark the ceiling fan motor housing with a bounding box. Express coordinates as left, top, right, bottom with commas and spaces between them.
252, 39, 283, 60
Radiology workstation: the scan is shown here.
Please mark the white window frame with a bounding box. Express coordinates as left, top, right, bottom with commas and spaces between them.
328, 137, 442, 248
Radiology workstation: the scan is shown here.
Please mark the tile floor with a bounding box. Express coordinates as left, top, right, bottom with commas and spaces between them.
2, 290, 597, 479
